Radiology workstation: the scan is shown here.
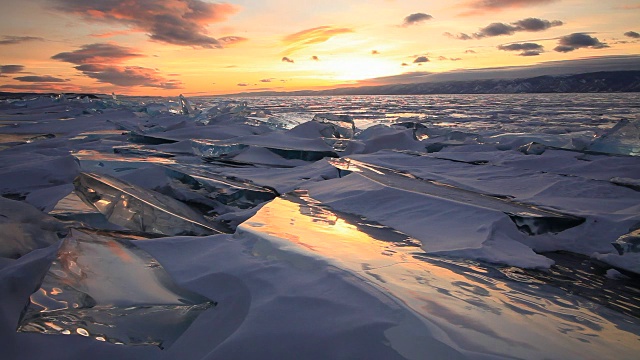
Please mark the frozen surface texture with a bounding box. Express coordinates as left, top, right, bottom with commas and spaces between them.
17, 228, 215, 348
0, 93, 639, 359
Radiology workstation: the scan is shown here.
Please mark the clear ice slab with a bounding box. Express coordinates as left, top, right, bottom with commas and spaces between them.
17, 228, 215, 348
73, 172, 222, 236
329, 158, 585, 235
589, 119, 640, 156
165, 165, 278, 209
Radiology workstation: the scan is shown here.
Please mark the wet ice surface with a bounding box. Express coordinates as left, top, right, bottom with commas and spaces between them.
0, 93, 639, 359
239, 191, 640, 359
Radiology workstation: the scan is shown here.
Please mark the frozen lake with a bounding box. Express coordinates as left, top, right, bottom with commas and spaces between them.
0, 93, 639, 359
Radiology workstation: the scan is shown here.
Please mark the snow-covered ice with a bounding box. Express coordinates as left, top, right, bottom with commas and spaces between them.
0, 93, 639, 359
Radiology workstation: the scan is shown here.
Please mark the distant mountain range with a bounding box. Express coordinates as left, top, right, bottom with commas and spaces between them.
227, 71, 640, 96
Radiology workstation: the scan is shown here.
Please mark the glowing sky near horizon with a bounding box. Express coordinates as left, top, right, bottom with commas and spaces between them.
0, 0, 638, 95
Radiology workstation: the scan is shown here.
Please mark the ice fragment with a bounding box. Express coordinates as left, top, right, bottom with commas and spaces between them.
612, 228, 640, 255
589, 119, 640, 156
73, 172, 221, 236
17, 228, 215, 348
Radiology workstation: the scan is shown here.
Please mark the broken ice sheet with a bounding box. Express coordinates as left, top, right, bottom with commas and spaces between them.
329, 157, 585, 235
589, 119, 640, 156
73, 172, 222, 236
18, 228, 215, 348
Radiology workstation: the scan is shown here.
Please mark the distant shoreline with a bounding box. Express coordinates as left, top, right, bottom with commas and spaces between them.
2, 70, 639, 99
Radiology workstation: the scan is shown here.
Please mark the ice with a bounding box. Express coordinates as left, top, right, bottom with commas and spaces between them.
311, 113, 355, 151
2, 93, 640, 359
391, 121, 430, 140
191, 139, 248, 158
589, 118, 640, 156
237, 191, 640, 359
517, 141, 546, 155
164, 165, 278, 209
610, 176, 640, 191
329, 157, 584, 235
612, 228, 640, 255
0, 197, 65, 259
17, 228, 215, 348
73, 172, 222, 236
178, 94, 200, 116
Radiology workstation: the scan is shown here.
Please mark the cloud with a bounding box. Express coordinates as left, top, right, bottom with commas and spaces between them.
52, 43, 143, 64
448, 17, 562, 40
0, 36, 44, 45
260, 78, 273, 82
14, 75, 68, 83
461, 0, 559, 15
553, 33, 608, 52
498, 42, 544, 56
403, 13, 433, 26
89, 30, 131, 38
74, 64, 182, 88
413, 56, 429, 63
50, 0, 238, 48
0, 83, 76, 91
218, 36, 248, 45
0, 65, 25, 74
444, 32, 473, 40
464, 49, 477, 53
498, 42, 543, 51
401, 63, 409, 66
52, 43, 181, 89
371, 50, 379, 55
282, 57, 294, 63
624, 31, 640, 39
237, 83, 249, 86
282, 26, 353, 54
438, 56, 463, 61
512, 18, 563, 31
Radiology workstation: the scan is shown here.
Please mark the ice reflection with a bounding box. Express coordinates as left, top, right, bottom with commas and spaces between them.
18, 228, 215, 348
239, 192, 640, 359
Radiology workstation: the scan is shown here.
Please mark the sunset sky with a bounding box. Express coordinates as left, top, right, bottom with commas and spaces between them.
0, 0, 638, 95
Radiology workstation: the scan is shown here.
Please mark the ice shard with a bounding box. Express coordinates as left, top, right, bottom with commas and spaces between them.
49, 191, 126, 231
17, 228, 215, 348
612, 228, 640, 255
312, 113, 356, 151
165, 165, 278, 209
589, 119, 640, 156
329, 158, 585, 235
191, 139, 248, 158
73, 172, 222, 236
178, 94, 200, 116
392, 121, 430, 141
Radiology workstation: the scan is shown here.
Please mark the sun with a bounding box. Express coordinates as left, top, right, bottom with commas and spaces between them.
319, 56, 401, 81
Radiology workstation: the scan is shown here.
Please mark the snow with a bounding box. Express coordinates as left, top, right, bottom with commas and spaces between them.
0, 93, 639, 359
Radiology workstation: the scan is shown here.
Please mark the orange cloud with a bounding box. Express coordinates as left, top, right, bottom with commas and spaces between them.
51, 0, 239, 47
283, 26, 353, 54
459, 0, 559, 16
